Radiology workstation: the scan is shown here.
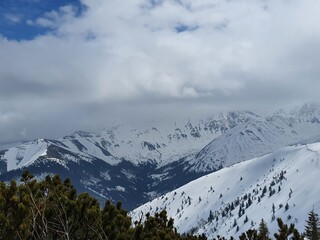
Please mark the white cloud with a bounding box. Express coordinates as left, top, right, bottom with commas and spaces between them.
3, 13, 21, 24
1, 0, 320, 142
27, 5, 78, 28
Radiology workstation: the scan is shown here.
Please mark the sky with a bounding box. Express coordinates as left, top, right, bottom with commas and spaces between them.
1, 0, 320, 143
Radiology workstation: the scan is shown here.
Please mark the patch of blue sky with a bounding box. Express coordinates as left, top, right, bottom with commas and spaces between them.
140, 0, 163, 11
149, 0, 163, 7
0, 0, 85, 41
175, 24, 199, 33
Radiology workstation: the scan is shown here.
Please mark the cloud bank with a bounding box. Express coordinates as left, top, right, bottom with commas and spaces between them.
1, 0, 320, 142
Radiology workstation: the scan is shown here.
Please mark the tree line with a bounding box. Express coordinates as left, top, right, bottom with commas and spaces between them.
0, 171, 319, 240
0, 171, 205, 240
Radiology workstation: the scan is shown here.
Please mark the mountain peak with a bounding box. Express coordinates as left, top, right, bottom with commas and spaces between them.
290, 102, 320, 118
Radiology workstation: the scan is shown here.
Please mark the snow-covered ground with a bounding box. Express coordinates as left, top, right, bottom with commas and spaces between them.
131, 142, 320, 238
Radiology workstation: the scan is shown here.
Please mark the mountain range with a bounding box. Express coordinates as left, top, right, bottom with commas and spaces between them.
1, 103, 320, 211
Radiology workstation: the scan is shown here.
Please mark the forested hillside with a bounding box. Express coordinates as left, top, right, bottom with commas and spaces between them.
1, 172, 320, 240
0, 171, 205, 240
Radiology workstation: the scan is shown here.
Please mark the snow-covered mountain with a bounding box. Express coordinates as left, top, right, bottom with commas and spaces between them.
1, 111, 256, 171
0, 111, 255, 209
131, 142, 320, 238
187, 106, 320, 172
1, 103, 320, 210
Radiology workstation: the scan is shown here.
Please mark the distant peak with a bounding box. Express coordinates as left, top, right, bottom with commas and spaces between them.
271, 102, 320, 119
290, 102, 320, 118
66, 130, 95, 138
273, 108, 287, 115
226, 110, 258, 117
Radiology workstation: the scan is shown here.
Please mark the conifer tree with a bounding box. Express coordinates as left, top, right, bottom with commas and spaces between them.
305, 210, 320, 240
258, 219, 269, 240
208, 210, 214, 222
274, 218, 303, 240
239, 206, 243, 218
285, 203, 289, 211
272, 203, 275, 214
244, 215, 248, 224
233, 219, 237, 228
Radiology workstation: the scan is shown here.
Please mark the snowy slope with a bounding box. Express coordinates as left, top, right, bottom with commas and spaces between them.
4, 139, 49, 171
186, 103, 320, 173
131, 143, 320, 238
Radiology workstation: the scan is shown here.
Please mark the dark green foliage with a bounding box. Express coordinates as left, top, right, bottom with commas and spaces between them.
132, 209, 207, 240
102, 200, 131, 239
244, 215, 249, 224
239, 229, 258, 240
272, 204, 275, 214
274, 218, 303, 240
0, 171, 206, 240
258, 219, 269, 240
208, 210, 214, 222
284, 203, 289, 211
239, 218, 302, 240
261, 186, 267, 197
239, 206, 243, 218
233, 219, 237, 228
305, 209, 320, 240
247, 196, 252, 207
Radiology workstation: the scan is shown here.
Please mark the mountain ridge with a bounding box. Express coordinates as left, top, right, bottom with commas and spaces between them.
131, 142, 320, 238
1, 103, 320, 210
